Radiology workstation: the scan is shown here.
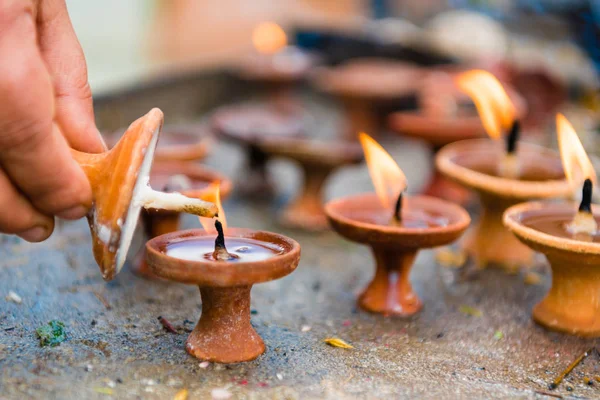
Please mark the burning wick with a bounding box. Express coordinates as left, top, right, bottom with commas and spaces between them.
567, 178, 598, 236
392, 192, 403, 225
498, 120, 521, 179
213, 220, 237, 261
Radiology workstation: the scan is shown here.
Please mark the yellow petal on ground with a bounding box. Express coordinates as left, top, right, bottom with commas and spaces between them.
174, 389, 189, 400
459, 305, 482, 317
324, 337, 354, 349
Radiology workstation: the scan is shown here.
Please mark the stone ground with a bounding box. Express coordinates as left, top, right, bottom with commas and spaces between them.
1, 91, 599, 399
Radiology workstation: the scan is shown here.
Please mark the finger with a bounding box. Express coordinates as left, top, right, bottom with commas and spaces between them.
37, 0, 106, 153
0, 167, 54, 241
0, 6, 92, 219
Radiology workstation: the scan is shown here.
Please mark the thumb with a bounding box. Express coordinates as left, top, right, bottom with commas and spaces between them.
37, 0, 106, 154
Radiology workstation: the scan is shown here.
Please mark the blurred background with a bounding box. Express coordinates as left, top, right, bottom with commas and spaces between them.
70, 0, 600, 93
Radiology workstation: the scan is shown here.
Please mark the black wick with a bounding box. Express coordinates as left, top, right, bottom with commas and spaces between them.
394, 192, 403, 222
579, 178, 593, 214
214, 220, 227, 251
506, 120, 520, 155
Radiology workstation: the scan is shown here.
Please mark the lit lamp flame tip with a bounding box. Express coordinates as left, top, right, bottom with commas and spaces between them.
557, 114, 598, 235
358, 132, 407, 225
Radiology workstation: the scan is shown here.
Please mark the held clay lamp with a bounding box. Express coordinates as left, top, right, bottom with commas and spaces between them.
132, 162, 233, 278
74, 108, 218, 280
325, 134, 470, 316
211, 103, 303, 198
504, 115, 600, 337
146, 201, 301, 363
257, 137, 363, 231
436, 71, 570, 269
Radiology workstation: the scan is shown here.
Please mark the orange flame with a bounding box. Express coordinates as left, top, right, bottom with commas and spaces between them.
359, 133, 407, 209
556, 113, 596, 186
252, 22, 287, 54
199, 183, 227, 233
456, 70, 516, 140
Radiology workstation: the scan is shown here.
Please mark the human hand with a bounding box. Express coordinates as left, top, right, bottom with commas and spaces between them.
0, 0, 106, 242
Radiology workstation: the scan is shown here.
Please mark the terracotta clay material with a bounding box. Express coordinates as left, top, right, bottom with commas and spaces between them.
258, 137, 363, 231
132, 162, 233, 279
388, 111, 484, 206
211, 104, 304, 198
436, 139, 571, 269
73, 108, 166, 281
504, 202, 600, 337
105, 125, 212, 163
146, 228, 301, 363
312, 59, 424, 139
325, 194, 470, 316
387, 70, 527, 206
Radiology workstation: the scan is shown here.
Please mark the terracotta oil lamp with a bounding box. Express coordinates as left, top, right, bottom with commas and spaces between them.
211, 103, 303, 198
257, 137, 363, 231
132, 162, 233, 278
388, 70, 486, 206
312, 59, 425, 140
145, 203, 301, 363
105, 125, 212, 163
73, 109, 218, 280
325, 134, 470, 316
236, 22, 315, 113
504, 114, 600, 337
388, 70, 527, 206
436, 70, 570, 269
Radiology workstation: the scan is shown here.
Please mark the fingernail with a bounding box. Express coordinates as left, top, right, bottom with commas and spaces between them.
98, 132, 108, 151
57, 205, 88, 220
17, 226, 48, 242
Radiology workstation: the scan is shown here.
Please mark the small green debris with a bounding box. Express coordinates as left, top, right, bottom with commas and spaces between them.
36, 320, 67, 347
459, 305, 482, 317
93, 387, 114, 395
493, 330, 504, 340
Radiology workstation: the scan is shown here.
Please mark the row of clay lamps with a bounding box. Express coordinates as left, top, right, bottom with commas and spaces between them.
212, 104, 363, 231
312, 59, 425, 141
235, 44, 315, 114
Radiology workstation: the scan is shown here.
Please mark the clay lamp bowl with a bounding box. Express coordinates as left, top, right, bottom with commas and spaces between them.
388, 109, 483, 206
504, 200, 600, 336
211, 104, 304, 198
146, 227, 301, 363
324, 134, 470, 316
132, 162, 233, 279
105, 125, 212, 163
73, 109, 218, 280
257, 137, 363, 231
326, 193, 470, 316
312, 58, 425, 140
436, 139, 570, 269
